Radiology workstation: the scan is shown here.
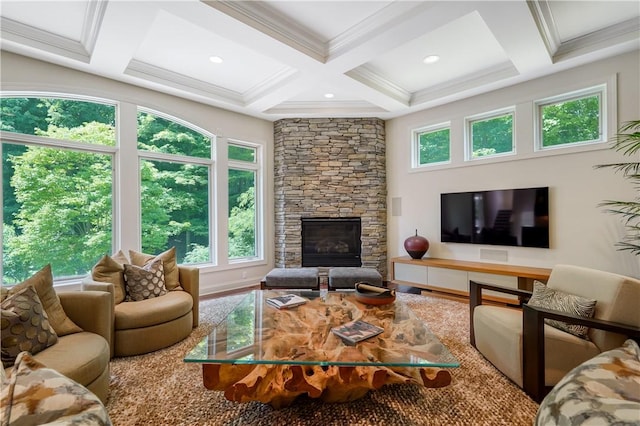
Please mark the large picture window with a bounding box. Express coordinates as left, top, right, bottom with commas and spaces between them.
412, 124, 450, 168
1, 96, 116, 283
535, 85, 605, 150
228, 142, 259, 260
137, 110, 213, 265
466, 110, 514, 160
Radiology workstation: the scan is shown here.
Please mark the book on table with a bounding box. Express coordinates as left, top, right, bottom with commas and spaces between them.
331, 319, 384, 344
266, 294, 308, 309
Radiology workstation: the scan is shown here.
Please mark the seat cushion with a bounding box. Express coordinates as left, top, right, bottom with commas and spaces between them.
329, 267, 382, 289
115, 290, 193, 330
25, 331, 110, 388
474, 305, 600, 387
264, 268, 319, 289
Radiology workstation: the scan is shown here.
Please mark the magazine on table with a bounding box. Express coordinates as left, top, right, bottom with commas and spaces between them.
331, 319, 384, 344
266, 294, 308, 309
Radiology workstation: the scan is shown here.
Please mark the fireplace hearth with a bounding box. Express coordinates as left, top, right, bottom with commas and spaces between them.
301, 218, 362, 267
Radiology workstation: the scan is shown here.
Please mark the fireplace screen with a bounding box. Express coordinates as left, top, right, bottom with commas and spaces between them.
301, 218, 362, 267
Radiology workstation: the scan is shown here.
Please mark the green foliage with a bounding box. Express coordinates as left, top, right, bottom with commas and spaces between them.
137, 112, 210, 158
418, 128, 449, 165
471, 114, 513, 157
541, 96, 600, 147
3, 123, 114, 282
229, 187, 256, 258
595, 120, 640, 255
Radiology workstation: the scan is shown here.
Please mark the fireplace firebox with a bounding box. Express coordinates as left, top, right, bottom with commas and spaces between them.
301, 218, 362, 267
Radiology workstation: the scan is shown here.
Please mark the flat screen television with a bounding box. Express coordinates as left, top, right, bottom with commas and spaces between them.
441, 187, 549, 248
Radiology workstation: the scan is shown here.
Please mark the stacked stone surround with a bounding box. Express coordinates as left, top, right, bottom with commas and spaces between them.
273, 118, 387, 279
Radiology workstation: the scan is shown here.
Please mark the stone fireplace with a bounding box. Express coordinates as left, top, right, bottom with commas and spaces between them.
273, 118, 387, 278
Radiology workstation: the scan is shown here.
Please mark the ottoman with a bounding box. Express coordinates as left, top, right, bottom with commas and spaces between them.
328, 267, 383, 290
261, 268, 320, 290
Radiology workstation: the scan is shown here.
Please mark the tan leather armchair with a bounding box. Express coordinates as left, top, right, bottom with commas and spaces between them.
470, 264, 640, 402
6, 290, 114, 403
83, 265, 199, 357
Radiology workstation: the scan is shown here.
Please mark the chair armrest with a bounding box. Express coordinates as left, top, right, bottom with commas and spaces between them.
179, 265, 200, 327
59, 290, 114, 358
469, 280, 532, 346
81, 277, 115, 298
522, 303, 640, 402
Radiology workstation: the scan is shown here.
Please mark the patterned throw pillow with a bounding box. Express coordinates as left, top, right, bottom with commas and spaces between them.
527, 281, 597, 339
123, 258, 167, 301
0, 264, 82, 336
1, 352, 110, 426
129, 247, 180, 291
1, 286, 58, 368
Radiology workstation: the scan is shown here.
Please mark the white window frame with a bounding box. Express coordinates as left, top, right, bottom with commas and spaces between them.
137, 107, 217, 266
411, 122, 451, 169
465, 107, 515, 161
227, 139, 263, 263
534, 84, 608, 152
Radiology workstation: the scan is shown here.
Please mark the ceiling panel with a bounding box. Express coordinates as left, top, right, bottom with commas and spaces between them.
0, 1, 86, 41
361, 11, 510, 93
1, 0, 638, 120
133, 10, 292, 94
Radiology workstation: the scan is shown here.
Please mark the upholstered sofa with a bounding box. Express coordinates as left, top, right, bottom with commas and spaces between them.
1, 266, 113, 404
82, 248, 199, 357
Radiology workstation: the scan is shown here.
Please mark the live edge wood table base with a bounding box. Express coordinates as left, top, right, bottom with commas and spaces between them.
201, 357, 451, 408
186, 290, 458, 408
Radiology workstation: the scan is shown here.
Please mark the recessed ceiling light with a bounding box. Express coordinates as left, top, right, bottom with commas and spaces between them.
423, 55, 440, 64
324, 93, 335, 99
209, 56, 223, 64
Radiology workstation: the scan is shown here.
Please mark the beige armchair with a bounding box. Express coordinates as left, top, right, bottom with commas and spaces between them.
470, 264, 640, 402
83, 265, 199, 357
4, 290, 113, 404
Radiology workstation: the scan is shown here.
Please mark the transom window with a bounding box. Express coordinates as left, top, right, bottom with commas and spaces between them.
412, 123, 450, 168
466, 109, 514, 160
535, 85, 605, 150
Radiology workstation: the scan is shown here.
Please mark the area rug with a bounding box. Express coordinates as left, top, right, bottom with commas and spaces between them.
106, 292, 539, 425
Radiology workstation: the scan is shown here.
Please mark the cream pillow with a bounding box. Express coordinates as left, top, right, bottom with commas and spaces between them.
91, 250, 129, 304
129, 247, 180, 291
1, 265, 81, 336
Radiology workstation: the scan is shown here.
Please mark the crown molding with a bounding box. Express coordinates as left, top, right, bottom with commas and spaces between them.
80, 0, 108, 56
0, 17, 90, 63
553, 17, 640, 62
243, 66, 299, 105
328, 2, 433, 60
201, 0, 327, 63
346, 66, 411, 106
264, 100, 385, 116
411, 62, 519, 106
527, 0, 561, 57
125, 59, 244, 106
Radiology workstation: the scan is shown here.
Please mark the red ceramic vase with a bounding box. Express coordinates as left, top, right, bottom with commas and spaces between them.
404, 230, 429, 259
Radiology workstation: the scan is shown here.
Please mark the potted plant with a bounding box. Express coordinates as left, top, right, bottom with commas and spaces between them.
595, 120, 640, 255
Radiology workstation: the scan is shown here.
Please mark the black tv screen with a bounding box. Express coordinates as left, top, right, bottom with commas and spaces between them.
441, 187, 549, 248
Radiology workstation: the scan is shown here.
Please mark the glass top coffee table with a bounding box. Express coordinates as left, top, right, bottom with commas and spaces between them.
185, 290, 459, 408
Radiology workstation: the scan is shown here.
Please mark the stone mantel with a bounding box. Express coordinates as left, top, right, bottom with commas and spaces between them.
273, 118, 387, 278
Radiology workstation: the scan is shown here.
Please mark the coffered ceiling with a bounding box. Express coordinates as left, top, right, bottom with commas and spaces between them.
1, 1, 638, 121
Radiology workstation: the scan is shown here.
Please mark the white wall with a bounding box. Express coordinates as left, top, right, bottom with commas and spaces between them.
0, 51, 275, 295
386, 50, 640, 278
